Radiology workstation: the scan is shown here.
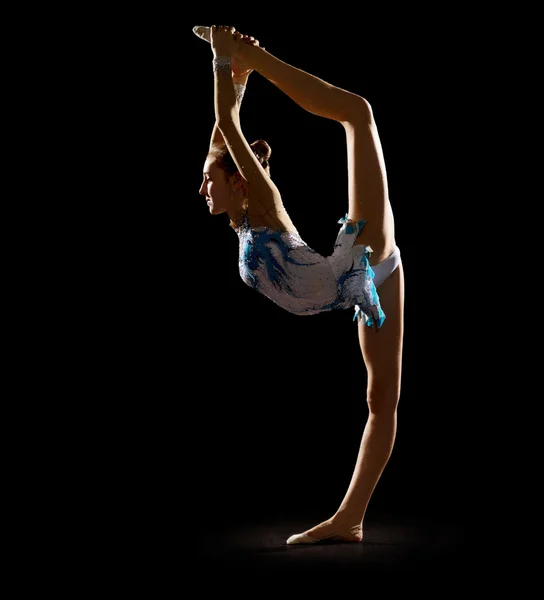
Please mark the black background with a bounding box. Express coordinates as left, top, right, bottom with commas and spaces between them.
178, 18, 454, 526
86, 13, 480, 577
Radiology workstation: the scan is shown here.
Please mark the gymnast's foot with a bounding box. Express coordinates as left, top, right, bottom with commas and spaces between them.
192, 26, 260, 76
192, 25, 211, 42
286, 517, 363, 545
192, 25, 260, 48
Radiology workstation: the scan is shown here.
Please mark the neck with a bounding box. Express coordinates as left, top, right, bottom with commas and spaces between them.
228, 202, 247, 228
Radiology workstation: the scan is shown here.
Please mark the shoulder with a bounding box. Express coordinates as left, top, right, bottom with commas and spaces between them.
247, 202, 298, 235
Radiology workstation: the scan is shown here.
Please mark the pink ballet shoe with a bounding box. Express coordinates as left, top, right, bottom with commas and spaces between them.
192, 26, 211, 43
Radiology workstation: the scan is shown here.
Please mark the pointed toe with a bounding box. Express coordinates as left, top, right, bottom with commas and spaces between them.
286, 533, 319, 545
192, 26, 211, 42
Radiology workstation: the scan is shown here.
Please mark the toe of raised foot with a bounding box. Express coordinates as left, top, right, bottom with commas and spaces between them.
192, 26, 211, 42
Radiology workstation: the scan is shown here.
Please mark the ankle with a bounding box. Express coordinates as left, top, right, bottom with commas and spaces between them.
331, 510, 362, 530
234, 39, 259, 69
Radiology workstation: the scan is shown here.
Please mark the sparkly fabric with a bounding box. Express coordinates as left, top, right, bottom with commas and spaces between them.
235, 214, 387, 327
233, 83, 246, 105
212, 55, 232, 73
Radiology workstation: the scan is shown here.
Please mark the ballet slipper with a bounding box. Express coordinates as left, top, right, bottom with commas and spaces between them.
286, 524, 363, 545
286, 533, 320, 545
192, 26, 211, 43
192, 26, 254, 76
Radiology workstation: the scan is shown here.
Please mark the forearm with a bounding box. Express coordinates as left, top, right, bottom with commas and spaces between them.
209, 71, 249, 148
213, 58, 241, 130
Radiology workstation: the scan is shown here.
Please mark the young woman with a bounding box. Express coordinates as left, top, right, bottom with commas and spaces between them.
194, 25, 405, 544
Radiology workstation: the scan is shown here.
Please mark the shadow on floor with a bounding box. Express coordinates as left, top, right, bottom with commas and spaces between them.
195, 512, 474, 587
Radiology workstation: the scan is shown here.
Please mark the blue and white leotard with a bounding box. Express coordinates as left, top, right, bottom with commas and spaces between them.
235, 214, 399, 328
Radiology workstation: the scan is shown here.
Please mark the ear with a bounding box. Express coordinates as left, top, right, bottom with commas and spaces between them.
231, 172, 242, 188
231, 172, 248, 195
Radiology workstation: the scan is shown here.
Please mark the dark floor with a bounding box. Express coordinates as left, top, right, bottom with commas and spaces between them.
195, 510, 477, 590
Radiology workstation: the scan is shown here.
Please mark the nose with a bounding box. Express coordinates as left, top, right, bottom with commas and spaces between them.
198, 180, 206, 196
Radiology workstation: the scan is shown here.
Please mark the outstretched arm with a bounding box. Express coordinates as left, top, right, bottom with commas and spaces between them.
210, 27, 282, 215
207, 60, 251, 152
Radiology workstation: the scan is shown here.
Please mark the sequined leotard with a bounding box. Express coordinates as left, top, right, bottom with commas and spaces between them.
235, 214, 387, 327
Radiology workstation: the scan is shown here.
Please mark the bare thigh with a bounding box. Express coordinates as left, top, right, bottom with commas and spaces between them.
358, 261, 404, 409
343, 111, 397, 265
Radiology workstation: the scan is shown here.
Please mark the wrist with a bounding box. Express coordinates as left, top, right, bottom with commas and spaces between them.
233, 72, 250, 85
233, 82, 246, 105
212, 55, 232, 74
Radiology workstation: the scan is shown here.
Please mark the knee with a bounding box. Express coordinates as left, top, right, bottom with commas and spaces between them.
343, 94, 373, 126
366, 381, 400, 416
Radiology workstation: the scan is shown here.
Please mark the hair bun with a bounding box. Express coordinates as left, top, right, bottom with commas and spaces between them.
250, 139, 272, 162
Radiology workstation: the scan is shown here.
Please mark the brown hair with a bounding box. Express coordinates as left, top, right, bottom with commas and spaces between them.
207, 139, 272, 178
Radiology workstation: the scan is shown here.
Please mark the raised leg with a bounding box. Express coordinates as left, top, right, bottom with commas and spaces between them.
233, 37, 397, 264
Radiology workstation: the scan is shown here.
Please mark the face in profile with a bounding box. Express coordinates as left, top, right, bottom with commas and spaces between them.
199, 159, 231, 216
